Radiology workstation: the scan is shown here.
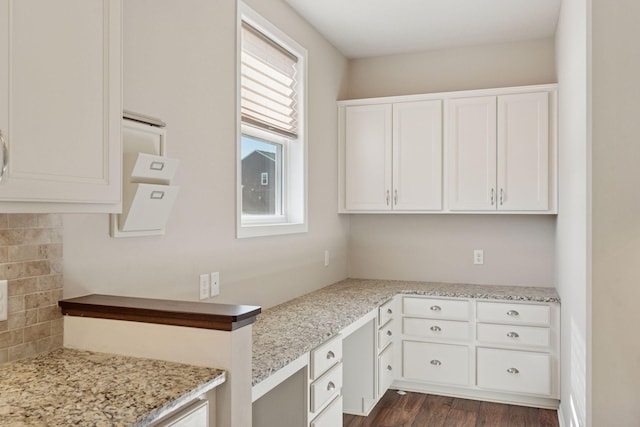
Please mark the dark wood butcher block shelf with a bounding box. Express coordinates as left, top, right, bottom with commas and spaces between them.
59, 294, 261, 331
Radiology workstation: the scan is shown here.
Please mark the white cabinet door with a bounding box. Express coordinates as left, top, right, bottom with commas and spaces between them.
497, 92, 549, 211
392, 100, 442, 210
344, 104, 392, 211
447, 96, 497, 211
0, 0, 121, 208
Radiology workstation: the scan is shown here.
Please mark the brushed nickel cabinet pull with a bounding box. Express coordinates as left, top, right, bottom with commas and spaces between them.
430, 305, 442, 312
430, 325, 441, 332
0, 131, 8, 184
326, 350, 335, 360
507, 332, 519, 338
326, 381, 336, 391
507, 367, 520, 374
507, 310, 519, 317
430, 360, 442, 366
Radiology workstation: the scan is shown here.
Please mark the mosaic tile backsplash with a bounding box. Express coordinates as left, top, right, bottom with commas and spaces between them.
0, 214, 63, 364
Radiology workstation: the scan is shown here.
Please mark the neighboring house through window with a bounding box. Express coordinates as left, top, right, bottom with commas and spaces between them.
237, 2, 308, 238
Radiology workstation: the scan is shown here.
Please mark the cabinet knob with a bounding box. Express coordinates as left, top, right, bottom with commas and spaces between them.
0, 131, 7, 184
506, 331, 519, 338
326, 351, 335, 360
430, 325, 441, 332
386, 330, 392, 337
507, 310, 519, 317
430, 305, 442, 312
326, 381, 336, 391
430, 360, 442, 366
387, 365, 393, 371
507, 367, 520, 374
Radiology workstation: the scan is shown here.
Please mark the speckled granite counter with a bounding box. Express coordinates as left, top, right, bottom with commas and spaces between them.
0, 348, 226, 426
252, 278, 559, 386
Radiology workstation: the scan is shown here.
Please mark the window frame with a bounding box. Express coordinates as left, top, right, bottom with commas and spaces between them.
236, 2, 308, 239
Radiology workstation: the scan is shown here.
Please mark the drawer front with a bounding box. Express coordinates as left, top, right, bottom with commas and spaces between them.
310, 395, 343, 427
477, 348, 551, 396
402, 341, 469, 386
403, 318, 470, 342
477, 301, 550, 326
403, 297, 470, 320
310, 363, 343, 413
378, 344, 394, 396
379, 299, 395, 326
477, 323, 550, 348
378, 320, 394, 350
311, 337, 342, 380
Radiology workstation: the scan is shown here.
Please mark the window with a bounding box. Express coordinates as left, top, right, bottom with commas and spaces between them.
237, 2, 307, 238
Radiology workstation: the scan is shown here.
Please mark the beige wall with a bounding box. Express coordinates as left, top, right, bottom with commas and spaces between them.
346, 38, 556, 99
0, 214, 63, 364
555, 0, 589, 425
591, 0, 640, 424
346, 39, 557, 287
62, 0, 350, 309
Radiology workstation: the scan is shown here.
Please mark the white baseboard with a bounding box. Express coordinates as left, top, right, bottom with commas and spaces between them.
558, 403, 567, 427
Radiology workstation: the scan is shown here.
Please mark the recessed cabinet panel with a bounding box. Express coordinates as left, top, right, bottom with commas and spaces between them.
344, 105, 392, 211
0, 0, 121, 206
392, 100, 442, 210
497, 92, 549, 211
447, 96, 497, 211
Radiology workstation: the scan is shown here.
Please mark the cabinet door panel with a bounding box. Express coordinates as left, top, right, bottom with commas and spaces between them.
0, 0, 121, 204
392, 100, 442, 211
447, 97, 497, 210
345, 104, 392, 211
497, 92, 549, 211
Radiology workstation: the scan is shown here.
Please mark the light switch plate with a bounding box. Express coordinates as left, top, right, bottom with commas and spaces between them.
0, 280, 7, 321
199, 274, 210, 300
210, 272, 220, 297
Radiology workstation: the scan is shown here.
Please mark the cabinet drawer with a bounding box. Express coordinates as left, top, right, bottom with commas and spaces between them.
310, 363, 342, 414
379, 299, 395, 326
378, 320, 394, 350
310, 337, 342, 380
402, 341, 469, 386
310, 395, 343, 427
403, 297, 470, 320
378, 344, 394, 396
477, 302, 550, 326
403, 318, 470, 342
477, 348, 551, 396
477, 323, 550, 348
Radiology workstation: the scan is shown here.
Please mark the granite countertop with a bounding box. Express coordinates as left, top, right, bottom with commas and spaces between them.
252, 278, 560, 386
0, 348, 226, 426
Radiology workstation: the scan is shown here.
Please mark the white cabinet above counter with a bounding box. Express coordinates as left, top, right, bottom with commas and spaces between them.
338, 84, 557, 214
0, 0, 122, 213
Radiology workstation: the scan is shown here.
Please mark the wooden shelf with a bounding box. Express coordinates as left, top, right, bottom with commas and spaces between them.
59, 294, 261, 331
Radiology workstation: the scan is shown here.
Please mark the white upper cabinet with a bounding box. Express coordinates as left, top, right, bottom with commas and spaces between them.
344, 104, 392, 211
447, 96, 497, 211
341, 100, 443, 212
448, 91, 550, 212
0, 0, 122, 212
392, 100, 442, 211
497, 92, 549, 211
338, 84, 556, 214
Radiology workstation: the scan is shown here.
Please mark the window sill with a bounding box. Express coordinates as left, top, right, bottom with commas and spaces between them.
236, 221, 308, 239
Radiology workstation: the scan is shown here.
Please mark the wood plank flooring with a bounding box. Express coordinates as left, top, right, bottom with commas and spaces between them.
343, 391, 559, 427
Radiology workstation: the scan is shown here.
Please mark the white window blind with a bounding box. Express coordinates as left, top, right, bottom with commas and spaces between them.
241, 22, 299, 139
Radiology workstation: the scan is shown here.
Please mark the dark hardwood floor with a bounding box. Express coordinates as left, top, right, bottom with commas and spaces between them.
343, 391, 559, 427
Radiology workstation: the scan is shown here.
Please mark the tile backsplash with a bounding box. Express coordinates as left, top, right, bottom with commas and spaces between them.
0, 214, 63, 364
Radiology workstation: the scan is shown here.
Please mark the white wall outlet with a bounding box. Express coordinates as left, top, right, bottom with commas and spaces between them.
0, 280, 7, 321
324, 250, 330, 267
199, 274, 210, 300
210, 272, 220, 297
473, 249, 484, 265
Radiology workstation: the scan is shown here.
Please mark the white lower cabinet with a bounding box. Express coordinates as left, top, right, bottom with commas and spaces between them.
377, 344, 394, 396
477, 348, 551, 396
310, 396, 343, 427
402, 341, 470, 386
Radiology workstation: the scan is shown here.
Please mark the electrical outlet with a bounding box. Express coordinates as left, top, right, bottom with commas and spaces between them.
324, 250, 330, 267
473, 249, 484, 265
0, 280, 7, 321
199, 274, 210, 300
210, 272, 220, 297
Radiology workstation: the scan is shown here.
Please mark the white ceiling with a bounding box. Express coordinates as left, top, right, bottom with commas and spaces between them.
285, 0, 562, 58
